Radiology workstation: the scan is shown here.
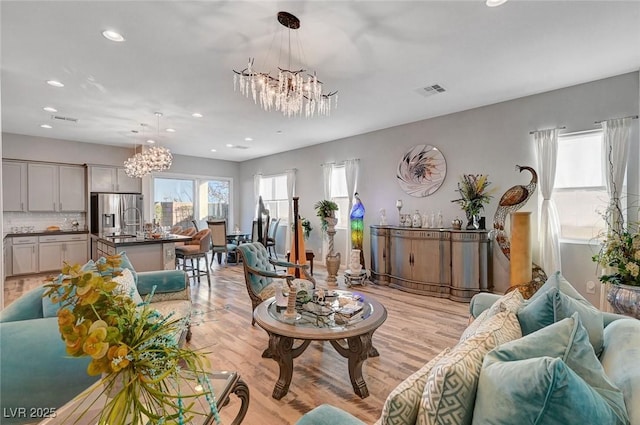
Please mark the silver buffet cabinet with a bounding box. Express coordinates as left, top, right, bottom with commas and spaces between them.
370, 225, 491, 302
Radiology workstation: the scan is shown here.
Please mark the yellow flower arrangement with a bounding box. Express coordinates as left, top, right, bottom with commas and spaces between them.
43, 255, 220, 425
451, 174, 494, 217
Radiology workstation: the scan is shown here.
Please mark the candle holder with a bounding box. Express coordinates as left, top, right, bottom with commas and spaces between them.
396, 200, 403, 225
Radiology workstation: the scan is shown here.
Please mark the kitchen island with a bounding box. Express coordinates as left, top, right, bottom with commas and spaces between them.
91, 233, 192, 272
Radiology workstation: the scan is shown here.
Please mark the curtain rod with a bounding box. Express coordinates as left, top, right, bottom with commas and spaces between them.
594, 115, 639, 124
529, 126, 566, 135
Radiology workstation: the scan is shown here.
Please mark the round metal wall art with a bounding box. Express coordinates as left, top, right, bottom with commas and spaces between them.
396, 144, 447, 197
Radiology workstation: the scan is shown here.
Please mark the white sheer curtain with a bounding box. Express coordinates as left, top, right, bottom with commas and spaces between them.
322, 163, 333, 200
601, 117, 632, 232
534, 129, 562, 274
344, 159, 359, 249
253, 173, 262, 215
285, 169, 296, 252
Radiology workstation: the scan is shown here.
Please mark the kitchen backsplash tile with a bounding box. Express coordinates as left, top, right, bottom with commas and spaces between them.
3, 212, 87, 233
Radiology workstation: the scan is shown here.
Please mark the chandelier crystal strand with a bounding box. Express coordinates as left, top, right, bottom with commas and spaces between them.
232, 12, 337, 118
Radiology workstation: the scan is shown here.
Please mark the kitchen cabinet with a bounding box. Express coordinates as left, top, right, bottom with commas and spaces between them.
89, 165, 141, 193
11, 236, 38, 275
27, 163, 85, 212
2, 160, 28, 212
370, 226, 489, 301
38, 234, 88, 272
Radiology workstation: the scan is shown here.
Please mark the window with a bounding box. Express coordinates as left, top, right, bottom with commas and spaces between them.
153, 177, 194, 228
259, 173, 289, 223
153, 176, 231, 228
330, 165, 349, 228
552, 130, 624, 241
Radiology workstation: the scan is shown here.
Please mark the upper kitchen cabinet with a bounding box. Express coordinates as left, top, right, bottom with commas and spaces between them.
2, 160, 28, 211
27, 163, 86, 212
89, 165, 141, 193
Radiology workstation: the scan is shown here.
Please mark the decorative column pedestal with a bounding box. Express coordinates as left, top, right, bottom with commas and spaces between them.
325, 217, 340, 287
510, 212, 532, 287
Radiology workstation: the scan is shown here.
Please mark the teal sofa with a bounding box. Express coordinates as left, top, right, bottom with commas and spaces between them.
296, 288, 640, 425
0, 269, 190, 425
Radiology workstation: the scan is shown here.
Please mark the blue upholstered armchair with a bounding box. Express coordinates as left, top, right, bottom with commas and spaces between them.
236, 242, 315, 325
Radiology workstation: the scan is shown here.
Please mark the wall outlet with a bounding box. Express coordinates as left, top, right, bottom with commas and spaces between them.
586, 280, 596, 294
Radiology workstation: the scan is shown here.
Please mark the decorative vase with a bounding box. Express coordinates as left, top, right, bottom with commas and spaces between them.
607, 283, 640, 319
465, 211, 480, 230
349, 249, 362, 273
326, 254, 341, 286
412, 210, 422, 228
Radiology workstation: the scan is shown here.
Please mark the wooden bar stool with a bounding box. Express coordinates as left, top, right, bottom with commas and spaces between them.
175, 228, 211, 284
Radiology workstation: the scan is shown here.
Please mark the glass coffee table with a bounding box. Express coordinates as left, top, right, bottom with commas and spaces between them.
253, 290, 387, 400
37, 370, 248, 425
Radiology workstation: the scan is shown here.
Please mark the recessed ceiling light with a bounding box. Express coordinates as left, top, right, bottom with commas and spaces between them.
102, 30, 125, 42
226, 143, 234, 148
43, 106, 57, 113
192, 113, 203, 118
146, 139, 156, 144
165, 128, 176, 133
244, 137, 253, 142
40, 124, 52, 129
210, 149, 217, 152
486, 0, 508, 6
46, 80, 64, 88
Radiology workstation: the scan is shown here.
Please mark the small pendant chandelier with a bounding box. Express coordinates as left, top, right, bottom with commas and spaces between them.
124, 112, 173, 178
233, 11, 337, 118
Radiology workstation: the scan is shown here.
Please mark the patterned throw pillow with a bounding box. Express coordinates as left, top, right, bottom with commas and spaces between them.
460, 290, 524, 342
416, 311, 522, 425
112, 268, 143, 305
376, 349, 451, 425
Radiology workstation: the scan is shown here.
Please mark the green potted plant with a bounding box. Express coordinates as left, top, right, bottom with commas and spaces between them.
314, 200, 339, 233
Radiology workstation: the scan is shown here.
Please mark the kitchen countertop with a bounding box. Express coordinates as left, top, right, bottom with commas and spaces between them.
92, 233, 192, 246
4, 229, 89, 239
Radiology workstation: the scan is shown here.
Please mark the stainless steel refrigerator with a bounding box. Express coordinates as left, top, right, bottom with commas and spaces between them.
90, 192, 144, 235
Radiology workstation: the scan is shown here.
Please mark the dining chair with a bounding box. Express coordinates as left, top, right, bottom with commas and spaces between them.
208, 220, 238, 266
175, 228, 211, 284
265, 218, 281, 258
236, 242, 316, 325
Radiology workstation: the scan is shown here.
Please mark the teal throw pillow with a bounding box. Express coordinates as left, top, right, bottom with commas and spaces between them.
96, 251, 138, 285
472, 314, 628, 424
530, 271, 587, 302
517, 286, 604, 355
472, 357, 626, 425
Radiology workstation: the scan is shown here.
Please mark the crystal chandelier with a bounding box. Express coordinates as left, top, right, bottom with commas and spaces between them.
124, 113, 173, 178
233, 11, 337, 118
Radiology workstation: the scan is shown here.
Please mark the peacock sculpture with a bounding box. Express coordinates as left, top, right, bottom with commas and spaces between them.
493, 165, 537, 256
493, 165, 547, 298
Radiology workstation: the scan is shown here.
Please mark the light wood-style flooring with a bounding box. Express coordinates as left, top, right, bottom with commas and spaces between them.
4, 261, 470, 425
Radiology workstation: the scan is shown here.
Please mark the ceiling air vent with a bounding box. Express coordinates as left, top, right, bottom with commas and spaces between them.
231, 145, 249, 150
417, 84, 447, 98
51, 115, 79, 123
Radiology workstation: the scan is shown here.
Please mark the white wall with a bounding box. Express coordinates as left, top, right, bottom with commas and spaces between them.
239, 71, 640, 301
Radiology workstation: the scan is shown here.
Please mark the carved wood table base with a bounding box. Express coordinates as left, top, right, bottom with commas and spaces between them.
253, 292, 387, 400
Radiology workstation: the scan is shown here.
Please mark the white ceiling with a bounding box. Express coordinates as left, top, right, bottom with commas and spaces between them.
2, 1, 639, 162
